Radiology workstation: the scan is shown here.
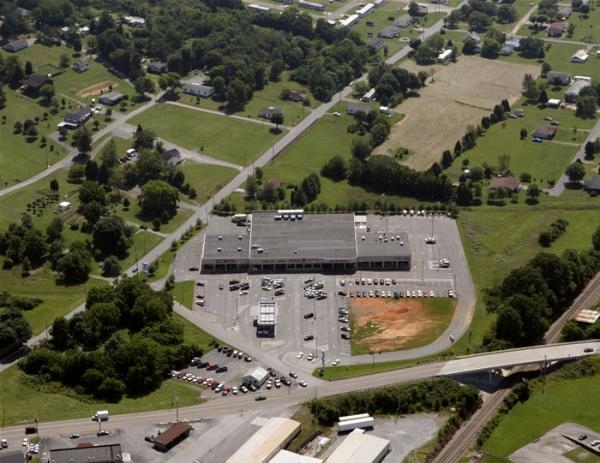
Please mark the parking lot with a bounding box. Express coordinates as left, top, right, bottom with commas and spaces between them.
182, 213, 468, 372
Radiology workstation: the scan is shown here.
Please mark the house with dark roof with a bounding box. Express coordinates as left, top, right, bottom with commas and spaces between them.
23, 75, 52, 96
565, 79, 591, 103
3, 40, 28, 53
161, 148, 182, 166
287, 90, 306, 102
147, 61, 168, 74
490, 176, 520, 192
583, 175, 600, 192
72, 61, 89, 73
546, 71, 571, 86
346, 102, 373, 116
259, 107, 283, 119
547, 21, 566, 37
532, 124, 557, 139
369, 38, 385, 49
379, 26, 400, 39
99, 91, 125, 106
64, 106, 93, 127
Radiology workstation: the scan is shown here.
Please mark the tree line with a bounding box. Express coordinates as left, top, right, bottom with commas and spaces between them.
481, 228, 600, 350
0, 292, 34, 358
19, 278, 203, 402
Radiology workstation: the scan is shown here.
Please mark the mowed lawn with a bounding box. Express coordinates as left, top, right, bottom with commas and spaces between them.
0, 264, 106, 335
0, 91, 69, 185
180, 161, 239, 205
131, 105, 283, 165
481, 372, 600, 461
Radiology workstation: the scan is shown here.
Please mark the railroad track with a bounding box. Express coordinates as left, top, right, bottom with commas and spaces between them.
433, 271, 600, 463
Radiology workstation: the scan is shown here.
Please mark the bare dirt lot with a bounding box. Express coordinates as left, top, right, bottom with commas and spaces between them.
76, 80, 119, 98
376, 56, 540, 170
351, 297, 449, 353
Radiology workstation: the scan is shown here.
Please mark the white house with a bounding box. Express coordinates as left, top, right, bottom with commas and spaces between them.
571, 49, 589, 63
243, 367, 270, 388
356, 3, 375, 16
183, 83, 215, 97
338, 14, 359, 27
437, 49, 453, 62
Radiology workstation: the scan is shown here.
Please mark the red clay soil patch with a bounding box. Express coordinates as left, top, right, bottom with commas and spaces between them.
76, 80, 118, 98
351, 298, 442, 352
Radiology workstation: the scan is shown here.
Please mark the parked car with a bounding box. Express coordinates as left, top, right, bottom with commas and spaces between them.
255, 395, 267, 401
289, 371, 298, 378
299, 380, 307, 387
303, 312, 314, 319
304, 335, 314, 341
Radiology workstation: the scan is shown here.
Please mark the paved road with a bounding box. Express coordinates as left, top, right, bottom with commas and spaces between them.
0, 340, 597, 444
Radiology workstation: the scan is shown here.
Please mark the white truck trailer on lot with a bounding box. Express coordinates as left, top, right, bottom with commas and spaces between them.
92, 410, 109, 421
337, 416, 374, 432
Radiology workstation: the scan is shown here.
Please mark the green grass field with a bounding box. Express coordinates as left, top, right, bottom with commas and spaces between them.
114, 196, 194, 234
350, 297, 455, 355
171, 280, 195, 309
117, 231, 164, 273
0, 264, 106, 335
480, 373, 600, 461
176, 313, 220, 351
0, 90, 69, 185
180, 161, 238, 205
131, 105, 284, 166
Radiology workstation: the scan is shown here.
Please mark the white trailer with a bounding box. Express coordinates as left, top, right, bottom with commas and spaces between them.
337, 416, 374, 432
339, 413, 371, 422
92, 410, 109, 421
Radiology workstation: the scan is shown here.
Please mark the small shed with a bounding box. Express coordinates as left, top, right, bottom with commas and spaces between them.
547, 98, 561, 108
57, 201, 71, 212
3, 40, 28, 53
243, 366, 270, 388
153, 422, 192, 452
571, 49, 589, 63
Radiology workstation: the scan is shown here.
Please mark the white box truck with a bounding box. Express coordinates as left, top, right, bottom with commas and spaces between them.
92, 410, 109, 422
337, 416, 374, 432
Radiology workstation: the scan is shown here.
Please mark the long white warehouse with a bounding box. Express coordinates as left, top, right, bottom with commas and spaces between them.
326, 429, 390, 463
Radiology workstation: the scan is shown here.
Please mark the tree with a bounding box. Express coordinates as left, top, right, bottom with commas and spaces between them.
245, 175, 258, 199
135, 151, 162, 185
522, 74, 539, 101
49, 317, 71, 351
576, 95, 597, 119
226, 78, 251, 111
57, 241, 92, 284
538, 89, 549, 105
565, 161, 585, 182
46, 217, 63, 242
59, 54, 70, 69
99, 139, 119, 169
462, 37, 480, 55
39, 84, 55, 105
79, 201, 105, 226
408, 1, 420, 16
271, 112, 284, 130
73, 127, 92, 154
269, 59, 284, 82
520, 128, 528, 139
138, 180, 179, 220
481, 38, 500, 59
351, 137, 372, 160
158, 73, 181, 100
442, 150, 453, 168
454, 140, 462, 156
102, 255, 122, 277
50, 179, 59, 192
79, 181, 106, 205
584, 141, 596, 160
526, 183, 541, 203
93, 216, 130, 257
24, 61, 33, 76
321, 156, 348, 181
134, 76, 156, 96
456, 183, 473, 206
133, 128, 156, 151
85, 160, 98, 181
592, 225, 600, 251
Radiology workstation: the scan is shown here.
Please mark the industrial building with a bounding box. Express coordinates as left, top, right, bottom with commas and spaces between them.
226, 418, 301, 463
270, 449, 323, 463
49, 443, 124, 463
201, 212, 411, 274
326, 429, 390, 463
153, 422, 192, 452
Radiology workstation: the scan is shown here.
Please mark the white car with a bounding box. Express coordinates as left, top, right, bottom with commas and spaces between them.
296, 352, 304, 359
299, 380, 307, 387
22, 438, 28, 447
332, 358, 340, 366
332, 111, 341, 117
232, 386, 238, 395
307, 353, 315, 361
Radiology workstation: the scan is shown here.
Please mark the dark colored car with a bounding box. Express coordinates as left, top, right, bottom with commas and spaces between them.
97, 431, 110, 437
206, 364, 218, 371
303, 313, 314, 319
215, 366, 228, 373
304, 335, 314, 341
341, 333, 350, 340
584, 347, 593, 353
229, 279, 240, 285
255, 395, 267, 401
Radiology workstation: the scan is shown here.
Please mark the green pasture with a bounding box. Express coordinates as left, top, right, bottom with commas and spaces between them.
180, 161, 238, 206
131, 105, 283, 166
171, 280, 195, 309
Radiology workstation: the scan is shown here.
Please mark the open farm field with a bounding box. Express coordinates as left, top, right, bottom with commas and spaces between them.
377, 56, 540, 170
131, 105, 283, 166
180, 162, 239, 206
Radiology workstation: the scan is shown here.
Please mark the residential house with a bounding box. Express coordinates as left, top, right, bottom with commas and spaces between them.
505, 38, 521, 48
438, 49, 453, 61
565, 79, 591, 103
499, 45, 513, 56
259, 107, 283, 119
583, 175, 600, 193
379, 26, 400, 39
23, 75, 52, 97
547, 21, 566, 37
369, 38, 385, 49
161, 148, 182, 167
287, 90, 306, 102
571, 49, 589, 63
356, 3, 375, 16
395, 15, 413, 27
489, 176, 520, 192
547, 98, 562, 108
3, 40, 28, 53
64, 106, 93, 127
346, 102, 373, 116
123, 15, 146, 27
339, 14, 360, 27
182, 83, 215, 97
414, 4, 428, 15
532, 124, 557, 139
72, 61, 89, 73
78, 26, 90, 36
99, 91, 125, 106
546, 71, 571, 85
297, 0, 325, 10
147, 61, 168, 74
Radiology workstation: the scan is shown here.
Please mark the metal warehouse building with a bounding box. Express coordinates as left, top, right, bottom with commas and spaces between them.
326, 429, 390, 463
201, 212, 410, 273
226, 417, 301, 463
